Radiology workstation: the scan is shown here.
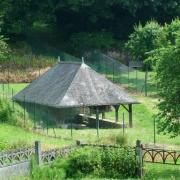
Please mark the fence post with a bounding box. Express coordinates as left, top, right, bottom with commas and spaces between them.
135, 140, 143, 178
35, 141, 42, 166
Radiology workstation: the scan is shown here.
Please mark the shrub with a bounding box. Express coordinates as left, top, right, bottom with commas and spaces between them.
0, 98, 33, 129
101, 147, 136, 178
0, 98, 16, 124
30, 146, 136, 179
31, 157, 69, 180
67, 147, 102, 178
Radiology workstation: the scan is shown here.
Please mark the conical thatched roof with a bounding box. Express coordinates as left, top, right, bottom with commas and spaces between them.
13, 62, 138, 108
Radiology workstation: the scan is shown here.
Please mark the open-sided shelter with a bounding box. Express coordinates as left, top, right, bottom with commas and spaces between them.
13, 61, 138, 135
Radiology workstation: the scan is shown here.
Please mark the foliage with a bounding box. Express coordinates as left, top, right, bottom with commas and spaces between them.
0, 0, 179, 40
0, 98, 16, 124
163, 18, 180, 45
31, 157, 67, 180
70, 32, 115, 54
125, 21, 163, 62
149, 23, 180, 137
31, 146, 136, 179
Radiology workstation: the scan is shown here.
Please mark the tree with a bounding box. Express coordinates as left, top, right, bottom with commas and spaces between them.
0, 34, 9, 60
0, 0, 179, 39
150, 19, 180, 137
125, 21, 163, 62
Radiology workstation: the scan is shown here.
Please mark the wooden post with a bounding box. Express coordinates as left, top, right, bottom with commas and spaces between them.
154, 117, 156, 145
136, 68, 138, 92
12, 88, 14, 111
23, 95, 26, 127
33, 101, 36, 129
114, 105, 120, 123
102, 112, 105, 119
145, 66, 148, 96
113, 63, 115, 82
35, 141, 42, 166
135, 140, 143, 178
128, 65, 130, 87
122, 112, 125, 135
96, 107, 99, 137
129, 104, 132, 128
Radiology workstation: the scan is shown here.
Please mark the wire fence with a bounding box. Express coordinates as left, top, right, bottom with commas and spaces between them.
0, 50, 157, 96
0, 50, 158, 138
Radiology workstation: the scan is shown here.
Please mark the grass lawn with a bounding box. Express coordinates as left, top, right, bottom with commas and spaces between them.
0, 83, 179, 149
0, 123, 74, 151
143, 163, 180, 180
0, 83, 179, 179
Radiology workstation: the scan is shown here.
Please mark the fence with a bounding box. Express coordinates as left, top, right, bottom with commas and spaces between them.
0, 141, 75, 178
142, 146, 180, 165
0, 140, 179, 178
0, 50, 156, 96
135, 140, 180, 177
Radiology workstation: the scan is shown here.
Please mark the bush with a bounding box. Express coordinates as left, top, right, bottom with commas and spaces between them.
101, 147, 136, 178
0, 98, 16, 124
30, 146, 137, 179
0, 98, 33, 130
67, 147, 102, 178
31, 158, 67, 180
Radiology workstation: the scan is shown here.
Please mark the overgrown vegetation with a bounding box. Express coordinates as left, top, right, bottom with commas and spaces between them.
149, 19, 180, 137
31, 146, 136, 179
126, 18, 180, 137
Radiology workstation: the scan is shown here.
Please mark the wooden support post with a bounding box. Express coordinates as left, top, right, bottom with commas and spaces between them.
12, 88, 14, 111
33, 101, 36, 129
89, 108, 92, 116
114, 105, 120, 123
129, 104, 133, 128
145, 66, 148, 97
35, 141, 42, 166
135, 140, 143, 178
96, 107, 99, 137
70, 116, 73, 138
102, 112, 105, 119
23, 95, 26, 127
123, 112, 125, 135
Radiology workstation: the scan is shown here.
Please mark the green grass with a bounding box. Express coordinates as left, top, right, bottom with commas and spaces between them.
107, 70, 157, 95
0, 83, 28, 95
0, 123, 74, 151
0, 83, 179, 179
0, 83, 179, 148
143, 163, 180, 179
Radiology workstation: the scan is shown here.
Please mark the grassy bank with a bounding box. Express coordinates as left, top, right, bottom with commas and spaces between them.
0, 83, 179, 149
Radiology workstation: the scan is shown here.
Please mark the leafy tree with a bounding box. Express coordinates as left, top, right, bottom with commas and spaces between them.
125, 21, 164, 62
0, 35, 8, 60
0, 21, 9, 60
150, 19, 180, 137
0, 0, 179, 39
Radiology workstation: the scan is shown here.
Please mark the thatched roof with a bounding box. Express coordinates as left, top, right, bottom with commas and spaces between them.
13, 62, 138, 108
